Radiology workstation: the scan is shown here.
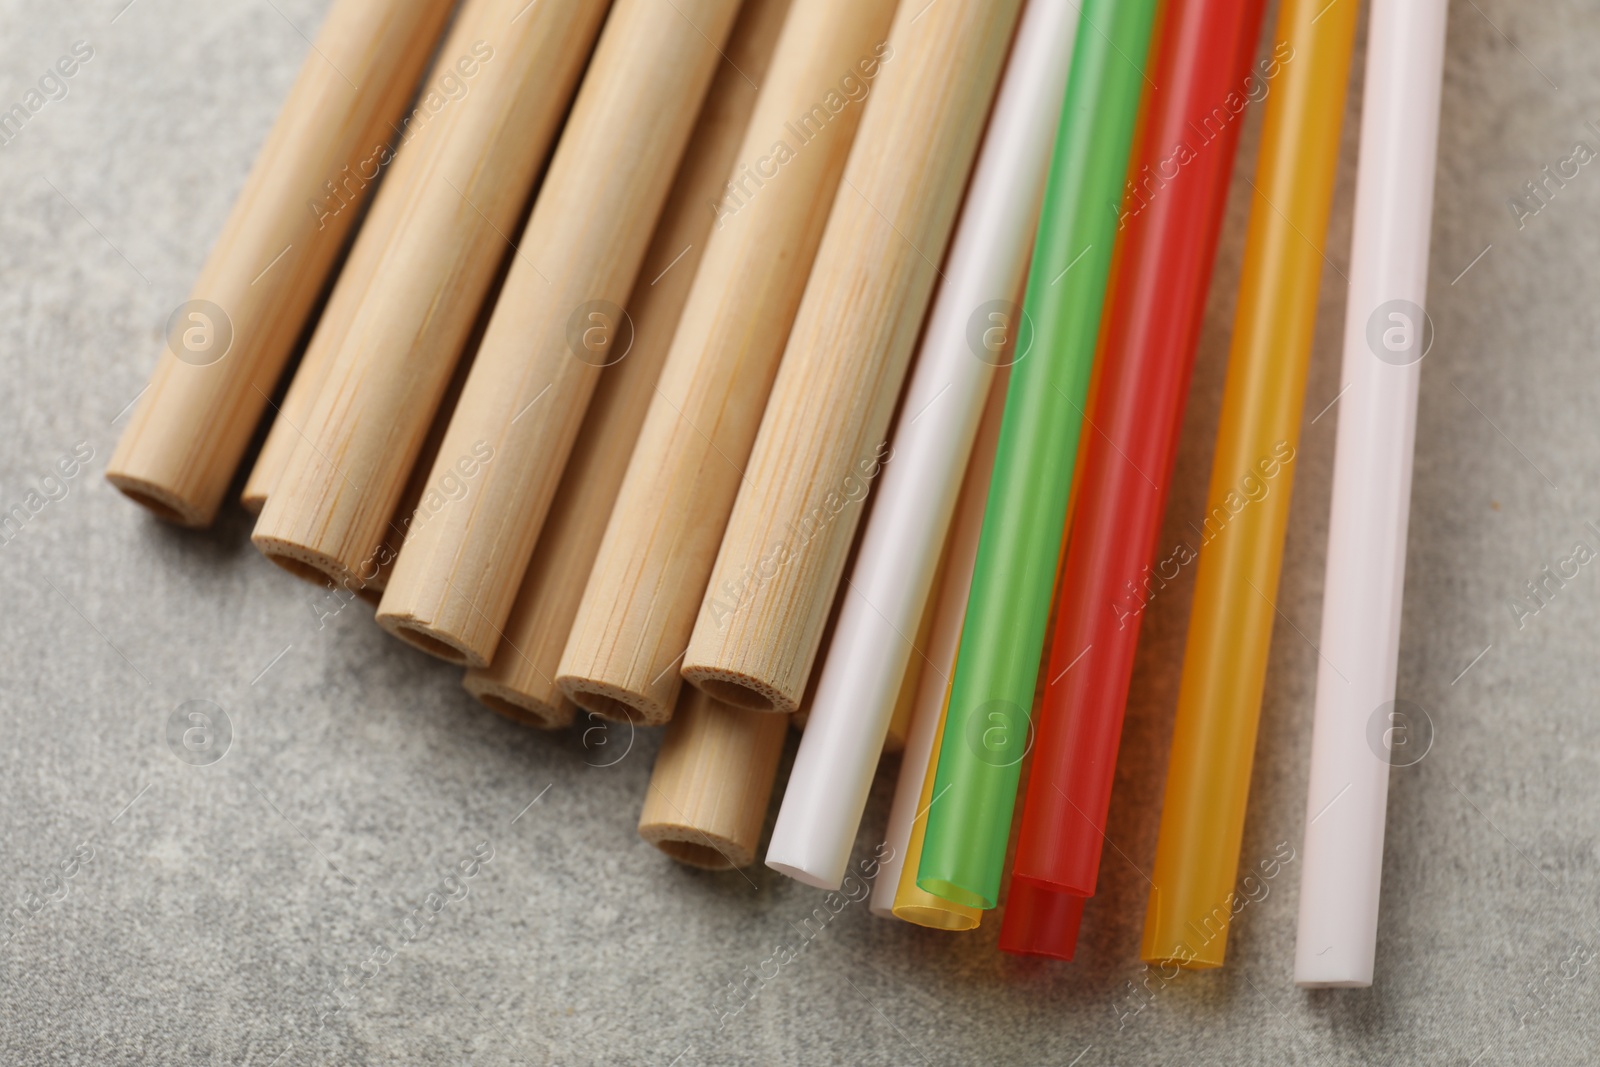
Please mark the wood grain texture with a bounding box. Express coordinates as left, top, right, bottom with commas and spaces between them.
106, 0, 455, 527
239, 3, 498, 517
250, 0, 612, 589
374, 0, 745, 667
359, 310, 485, 603
241, 2, 514, 519
680, 0, 1024, 714
461, 0, 794, 727
637, 687, 791, 869
555, 0, 899, 724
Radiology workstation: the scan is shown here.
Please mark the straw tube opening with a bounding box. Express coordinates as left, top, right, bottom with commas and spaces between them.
462, 674, 575, 731
383, 619, 479, 667
891, 904, 980, 932
683, 670, 782, 714
253, 536, 357, 590
639, 828, 747, 871
107, 476, 206, 527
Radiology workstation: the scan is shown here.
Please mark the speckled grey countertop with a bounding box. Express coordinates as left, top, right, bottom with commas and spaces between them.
1, 0, 1597, 1063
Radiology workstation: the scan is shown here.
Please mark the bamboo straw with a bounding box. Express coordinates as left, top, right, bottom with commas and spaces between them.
1141, 0, 1359, 971
679, 0, 1025, 715
638, 688, 792, 869
872, 364, 1011, 928
251, 0, 612, 589
765, 0, 1076, 889
358, 417, 449, 604
239, 2, 496, 516
374, 0, 744, 668
106, 0, 456, 527
1296, 0, 1448, 989
462, 0, 795, 728
554, 0, 901, 724
359, 313, 485, 603
331, 14, 511, 599
240, 209, 378, 515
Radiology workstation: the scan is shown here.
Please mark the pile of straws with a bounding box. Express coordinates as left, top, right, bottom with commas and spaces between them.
107, 0, 1447, 988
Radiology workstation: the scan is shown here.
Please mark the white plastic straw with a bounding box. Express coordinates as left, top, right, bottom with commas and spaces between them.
870, 364, 1008, 918
765, 0, 1077, 889
1294, 0, 1449, 988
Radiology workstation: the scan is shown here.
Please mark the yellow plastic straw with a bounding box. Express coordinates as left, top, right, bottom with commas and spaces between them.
894, 677, 982, 931
1140, 0, 1361, 969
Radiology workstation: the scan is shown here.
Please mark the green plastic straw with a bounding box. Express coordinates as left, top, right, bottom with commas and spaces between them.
917, 0, 1160, 911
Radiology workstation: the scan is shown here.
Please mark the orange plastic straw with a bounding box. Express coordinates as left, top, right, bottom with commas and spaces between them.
1140, 0, 1360, 969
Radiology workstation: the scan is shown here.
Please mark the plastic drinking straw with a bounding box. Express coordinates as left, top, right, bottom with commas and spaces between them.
1140, 0, 1359, 971
1295, 0, 1448, 989
893, 685, 982, 929
871, 363, 1012, 927
765, 0, 1078, 891
916, 0, 1159, 912
999, 0, 1270, 959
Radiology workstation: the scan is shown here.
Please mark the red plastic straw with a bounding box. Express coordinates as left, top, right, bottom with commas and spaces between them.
999, 0, 1271, 959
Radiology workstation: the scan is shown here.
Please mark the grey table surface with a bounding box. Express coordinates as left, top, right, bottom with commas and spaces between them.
1, 0, 1596, 1063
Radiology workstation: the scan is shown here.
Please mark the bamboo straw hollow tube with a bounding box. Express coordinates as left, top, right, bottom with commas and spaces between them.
359, 306, 486, 604
638, 688, 792, 869
374, 0, 744, 668
462, 0, 795, 728
106, 0, 456, 527
1141, 0, 1358, 971
1295, 0, 1448, 990
765, 0, 1076, 890
873, 363, 1011, 928
554, 0, 901, 724
240, 1, 498, 516
679, 0, 1026, 715
251, 0, 612, 591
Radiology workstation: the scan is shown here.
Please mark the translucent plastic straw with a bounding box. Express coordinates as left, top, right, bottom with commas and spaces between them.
917, 0, 1159, 912
999, 0, 1271, 960
1141, 0, 1359, 971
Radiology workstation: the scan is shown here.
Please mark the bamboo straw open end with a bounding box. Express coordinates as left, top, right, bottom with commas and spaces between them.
251, 534, 361, 591
558, 677, 669, 726
637, 823, 753, 870
375, 613, 484, 668
462, 674, 575, 731
105, 474, 210, 527
680, 668, 788, 715
639, 691, 788, 872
